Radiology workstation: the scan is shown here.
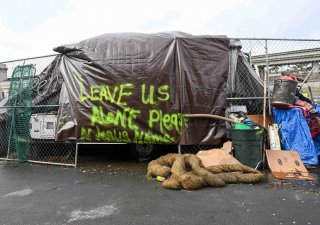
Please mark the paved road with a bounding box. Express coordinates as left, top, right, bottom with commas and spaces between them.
0, 157, 320, 225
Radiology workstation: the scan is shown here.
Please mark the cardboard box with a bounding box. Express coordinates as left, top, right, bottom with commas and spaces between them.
197, 142, 240, 167
266, 150, 315, 181
247, 114, 273, 130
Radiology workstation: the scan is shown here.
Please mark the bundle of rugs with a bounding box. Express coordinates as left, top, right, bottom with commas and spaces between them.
147, 153, 264, 190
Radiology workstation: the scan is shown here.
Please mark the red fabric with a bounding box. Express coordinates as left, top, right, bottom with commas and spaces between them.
307, 116, 320, 138
272, 105, 310, 118
295, 100, 314, 112
280, 75, 298, 82
311, 132, 318, 138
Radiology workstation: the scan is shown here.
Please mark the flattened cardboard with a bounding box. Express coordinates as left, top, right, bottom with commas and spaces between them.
220, 141, 232, 153
197, 149, 241, 168
266, 150, 315, 181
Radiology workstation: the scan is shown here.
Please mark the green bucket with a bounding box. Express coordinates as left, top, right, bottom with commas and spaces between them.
230, 128, 264, 168
234, 123, 252, 130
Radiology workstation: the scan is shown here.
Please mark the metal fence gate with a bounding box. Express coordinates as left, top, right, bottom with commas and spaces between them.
1, 38, 319, 157
0, 55, 77, 167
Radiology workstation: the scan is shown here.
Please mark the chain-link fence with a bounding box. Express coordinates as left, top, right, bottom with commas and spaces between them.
180, 144, 218, 154
229, 38, 320, 113
0, 55, 77, 167
183, 38, 320, 154
1, 38, 319, 157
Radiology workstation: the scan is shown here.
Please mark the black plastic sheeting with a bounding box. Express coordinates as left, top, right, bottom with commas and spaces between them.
32, 55, 63, 107
53, 32, 230, 145
228, 39, 264, 114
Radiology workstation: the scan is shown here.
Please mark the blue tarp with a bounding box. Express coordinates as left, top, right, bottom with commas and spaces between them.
272, 108, 318, 165
315, 104, 320, 114
314, 135, 320, 156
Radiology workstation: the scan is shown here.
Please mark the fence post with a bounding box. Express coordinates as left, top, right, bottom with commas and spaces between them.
75, 142, 79, 167
265, 40, 271, 114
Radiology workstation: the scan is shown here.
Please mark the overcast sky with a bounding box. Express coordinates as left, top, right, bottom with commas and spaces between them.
0, 0, 319, 61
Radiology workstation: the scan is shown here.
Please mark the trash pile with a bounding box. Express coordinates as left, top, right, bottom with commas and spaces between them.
147, 71, 319, 189
271, 72, 320, 166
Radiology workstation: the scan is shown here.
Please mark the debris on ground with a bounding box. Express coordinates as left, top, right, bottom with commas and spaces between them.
146, 153, 264, 190
266, 150, 316, 181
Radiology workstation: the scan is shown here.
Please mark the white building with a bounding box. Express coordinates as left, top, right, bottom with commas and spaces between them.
0, 63, 8, 100
0, 80, 9, 100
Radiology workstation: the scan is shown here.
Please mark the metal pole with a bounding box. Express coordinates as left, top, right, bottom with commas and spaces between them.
227, 97, 271, 100
299, 66, 315, 91
230, 37, 320, 41
308, 86, 315, 104
74, 142, 79, 168
0, 157, 77, 167
178, 145, 181, 154
263, 45, 267, 129
265, 40, 271, 115
2, 105, 60, 108
263, 40, 269, 169
27, 160, 76, 167
0, 54, 60, 64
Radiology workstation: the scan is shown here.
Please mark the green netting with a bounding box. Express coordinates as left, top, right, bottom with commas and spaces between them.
6, 65, 35, 162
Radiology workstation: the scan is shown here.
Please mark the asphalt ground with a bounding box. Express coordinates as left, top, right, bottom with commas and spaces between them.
0, 145, 320, 225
